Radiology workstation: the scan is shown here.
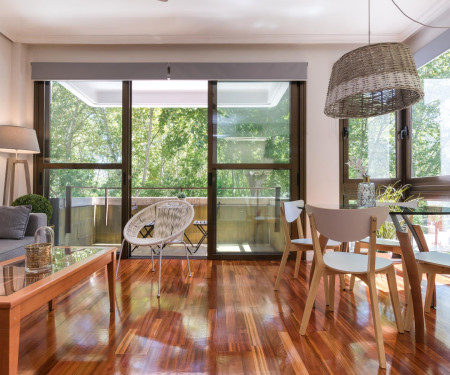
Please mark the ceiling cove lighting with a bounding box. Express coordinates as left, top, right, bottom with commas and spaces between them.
324, 0, 424, 119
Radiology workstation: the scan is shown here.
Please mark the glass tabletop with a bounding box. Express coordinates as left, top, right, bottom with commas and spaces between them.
341, 204, 450, 215
0, 247, 107, 296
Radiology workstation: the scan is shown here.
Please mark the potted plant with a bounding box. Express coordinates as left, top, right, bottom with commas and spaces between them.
12, 194, 53, 223
376, 181, 420, 240
177, 192, 187, 201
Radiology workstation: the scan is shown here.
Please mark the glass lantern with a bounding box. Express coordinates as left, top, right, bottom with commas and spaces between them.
34, 226, 55, 250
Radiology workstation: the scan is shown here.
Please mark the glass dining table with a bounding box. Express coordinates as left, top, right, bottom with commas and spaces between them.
340, 204, 450, 343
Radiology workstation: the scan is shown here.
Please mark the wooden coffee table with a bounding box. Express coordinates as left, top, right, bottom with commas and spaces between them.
0, 246, 116, 375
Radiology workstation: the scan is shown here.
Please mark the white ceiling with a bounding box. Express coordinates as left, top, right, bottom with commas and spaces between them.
0, 0, 448, 44
58, 81, 289, 108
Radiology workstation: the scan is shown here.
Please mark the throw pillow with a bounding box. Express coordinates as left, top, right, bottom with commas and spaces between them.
0, 205, 32, 239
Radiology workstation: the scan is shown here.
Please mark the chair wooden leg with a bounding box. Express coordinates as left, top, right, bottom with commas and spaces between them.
367, 274, 386, 368
274, 246, 290, 290
339, 274, 346, 291
386, 267, 404, 333
339, 243, 347, 290
349, 242, 361, 291
300, 264, 324, 335
424, 273, 436, 313
324, 273, 329, 306
294, 251, 301, 279
401, 256, 409, 304
329, 273, 336, 312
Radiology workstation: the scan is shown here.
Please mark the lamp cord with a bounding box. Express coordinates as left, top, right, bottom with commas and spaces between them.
392, 0, 450, 29
368, 0, 371, 45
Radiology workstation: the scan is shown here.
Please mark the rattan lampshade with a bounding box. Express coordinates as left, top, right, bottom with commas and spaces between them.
324, 42, 424, 119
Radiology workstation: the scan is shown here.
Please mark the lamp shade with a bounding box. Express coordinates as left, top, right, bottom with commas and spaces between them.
0, 125, 40, 154
324, 42, 424, 119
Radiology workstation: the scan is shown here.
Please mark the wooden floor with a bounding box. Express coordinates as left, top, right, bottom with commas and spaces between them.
18, 259, 450, 374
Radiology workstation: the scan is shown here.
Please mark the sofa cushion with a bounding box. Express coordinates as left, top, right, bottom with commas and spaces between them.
25, 213, 48, 237
0, 236, 34, 262
0, 205, 32, 239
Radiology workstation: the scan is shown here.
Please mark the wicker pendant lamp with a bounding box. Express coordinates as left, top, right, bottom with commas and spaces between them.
324, 2, 424, 119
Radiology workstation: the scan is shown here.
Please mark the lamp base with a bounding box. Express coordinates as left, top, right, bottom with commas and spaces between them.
3, 158, 32, 205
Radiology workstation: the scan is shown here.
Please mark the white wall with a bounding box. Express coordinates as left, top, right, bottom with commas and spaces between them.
27, 43, 361, 206
0, 34, 13, 203
6, 30, 442, 207
0, 34, 33, 203
0, 36, 33, 204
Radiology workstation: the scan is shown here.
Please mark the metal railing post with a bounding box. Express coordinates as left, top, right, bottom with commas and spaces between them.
105, 188, 109, 227
275, 186, 281, 232
65, 186, 72, 234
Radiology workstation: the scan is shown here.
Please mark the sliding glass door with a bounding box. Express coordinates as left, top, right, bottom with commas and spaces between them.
35, 79, 304, 259
129, 80, 208, 258
34, 81, 126, 247
208, 82, 301, 257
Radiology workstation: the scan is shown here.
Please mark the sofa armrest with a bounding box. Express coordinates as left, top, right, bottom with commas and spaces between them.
25, 213, 48, 237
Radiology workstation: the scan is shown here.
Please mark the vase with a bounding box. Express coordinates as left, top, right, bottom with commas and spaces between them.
357, 177, 375, 207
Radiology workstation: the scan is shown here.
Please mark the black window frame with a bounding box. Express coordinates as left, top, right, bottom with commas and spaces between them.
340, 107, 450, 203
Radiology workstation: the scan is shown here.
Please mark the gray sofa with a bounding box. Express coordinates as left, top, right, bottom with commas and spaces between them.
0, 213, 47, 262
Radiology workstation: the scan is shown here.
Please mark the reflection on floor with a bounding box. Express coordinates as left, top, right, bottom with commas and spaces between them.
216, 243, 278, 253
17, 259, 450, 374
131, 243, 280, 257
131, 244, 208, 257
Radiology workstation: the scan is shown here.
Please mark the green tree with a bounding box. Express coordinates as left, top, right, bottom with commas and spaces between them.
411, 50, 449, 177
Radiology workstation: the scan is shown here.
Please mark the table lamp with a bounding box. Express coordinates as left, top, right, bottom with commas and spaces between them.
0, 125, 40, 205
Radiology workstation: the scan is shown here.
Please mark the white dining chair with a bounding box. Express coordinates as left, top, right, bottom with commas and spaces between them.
116, 200, 194, 297
349, 200, 419, 302
404, 251, 450, 330
274, 200, 341, 290
300, 205, 404, 369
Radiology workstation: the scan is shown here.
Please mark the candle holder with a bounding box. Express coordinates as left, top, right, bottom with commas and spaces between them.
24, 243, 53, 273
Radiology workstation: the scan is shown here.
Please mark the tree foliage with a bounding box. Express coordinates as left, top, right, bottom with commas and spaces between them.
348, 113, 396, 179
411, 50, 449, 178
48, 82, 291, 199
348, 50, 449, 180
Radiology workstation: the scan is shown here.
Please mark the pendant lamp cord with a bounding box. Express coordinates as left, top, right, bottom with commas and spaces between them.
368, 0, 371, 45
392, 0, 449, 29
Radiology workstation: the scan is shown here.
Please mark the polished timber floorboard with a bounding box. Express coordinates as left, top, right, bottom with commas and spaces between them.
18, 259, 449, 374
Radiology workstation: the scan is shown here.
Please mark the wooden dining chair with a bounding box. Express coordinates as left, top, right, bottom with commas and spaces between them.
300, 205, 404, 369
404, 251, 450, 331
349, 200, 419, 301
273, 200, 341, 290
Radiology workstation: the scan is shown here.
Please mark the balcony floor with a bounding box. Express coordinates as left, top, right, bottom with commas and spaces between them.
130, 243, 281, 257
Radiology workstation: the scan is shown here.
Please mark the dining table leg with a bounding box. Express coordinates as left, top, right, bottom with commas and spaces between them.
411, 224, 436, 307
400, 214, 436, 306
396, 230, 424, 343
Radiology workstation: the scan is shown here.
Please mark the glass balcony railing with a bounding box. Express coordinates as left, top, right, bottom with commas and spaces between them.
49, 186, 285, 254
